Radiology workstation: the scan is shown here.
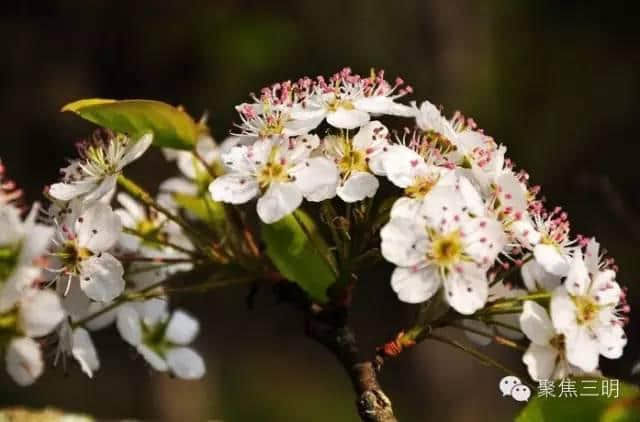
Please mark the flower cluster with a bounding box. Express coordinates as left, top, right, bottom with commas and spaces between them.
0, 68, 630, 392
211, 68, 630, 381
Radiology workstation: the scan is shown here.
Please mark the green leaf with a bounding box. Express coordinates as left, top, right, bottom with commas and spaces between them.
172, 193, 227, 236
261, 210, 336, 303
62, 99, 201, 149
516, 379, 639, 422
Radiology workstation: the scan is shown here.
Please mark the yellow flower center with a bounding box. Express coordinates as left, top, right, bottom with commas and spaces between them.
327, 98, 355, 113
423, 129, 456, 155
338, 149, 368, 175
574, 295, 599, 325
430, 230, 464, 268
258, 118, 285, 138
57, 241, 92, 273
405, 176, 439, 199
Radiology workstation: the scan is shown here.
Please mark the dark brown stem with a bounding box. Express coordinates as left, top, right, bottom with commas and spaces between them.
305, 306, 397, 422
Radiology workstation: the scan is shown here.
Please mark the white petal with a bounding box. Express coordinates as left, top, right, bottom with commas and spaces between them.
137, 344, 168, 371
19, 221, 54, 266
84, 174, 118, 202
288, 106, 326, 127
176, 152, 201, 180
209, 173, 259, 204
389, 197, 424, 220
565, 326, 600, 372
48, 181, 97, 201
391, 266, 440, 304
116, 192, 147, 222
76, 202, 121, 252
117, 304, 142, 346
134, 297, 169, 326
0, 266, 40, 313
326, 108, 370, 129
292, 157, 339, 202
520, 301, 554, 346
380, 217, 428, 267
382, 145, 425, 188
256, 182, 303, 224
414, 101, 456, 139
355, 97, 413, 117
443, 263, 488, 315
462, 216, 506, 266
159, 177, 198, 196
352, 120, 389, 151
590, 270, 621, 306
534, 244, 570, 276
521, 260, 561, 292
336, 172, 379, 203
6, 337, 43, 386
72, 328, 100, 378
85, 300, 119, 331
79, 254, 125, 302
523, 344, 559, 381
119, 133, 153, 168
564, 251, 591, 296
596, 323, 627, 359
284, 135, 320, 163
166, 347, 205, 379
584, 238, 600, 275
550, 287, 578, 333
283, 115, 325, 136
496, 173, 528, 213
165, 310, 199, 345
19, 289, 65, 337
511, 219, 542, 249
457, 176, 486, 217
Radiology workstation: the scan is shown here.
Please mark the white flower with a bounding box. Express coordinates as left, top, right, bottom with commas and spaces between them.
5, 337, 43, 386
49, 132, 152, 202
412, 101, 506, 192
490, 173, 541, 249
210, 135, 338, 223
51, 201, 124, 302
117, 303, 205, 379
380, 184, 506, 314
290, 68, 412, 130
0, 204, 53, 312
323, 121, 390, 203
530, 208, 575, 276
520, 300, 576, 381
550, 251, 627, 372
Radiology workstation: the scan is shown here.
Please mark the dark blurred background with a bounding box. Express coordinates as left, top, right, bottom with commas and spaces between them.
1, 1, 639, 421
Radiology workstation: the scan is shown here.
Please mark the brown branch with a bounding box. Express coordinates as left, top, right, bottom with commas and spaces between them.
305, 305, 397, 422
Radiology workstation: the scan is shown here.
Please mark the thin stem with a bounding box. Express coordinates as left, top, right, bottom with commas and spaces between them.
71, 275, 169, 328
122, 227, 202, 258
485, 318, 522, 334
428, 333, 534, 389
116, 256, 196, 264
449, 322, 526, 352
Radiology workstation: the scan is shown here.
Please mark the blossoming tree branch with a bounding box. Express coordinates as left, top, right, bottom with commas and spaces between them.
0, 68, 632, 421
